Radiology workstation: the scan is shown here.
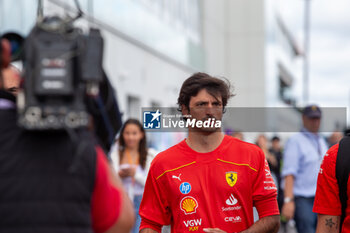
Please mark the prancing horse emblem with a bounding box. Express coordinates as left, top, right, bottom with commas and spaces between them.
226, 171, 237, 187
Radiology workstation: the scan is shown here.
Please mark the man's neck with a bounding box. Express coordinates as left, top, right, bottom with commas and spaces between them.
302, 127, 319, 136
186, 130, 225, 153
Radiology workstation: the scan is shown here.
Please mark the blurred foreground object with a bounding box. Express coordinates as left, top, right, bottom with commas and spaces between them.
0, 1, 133, 232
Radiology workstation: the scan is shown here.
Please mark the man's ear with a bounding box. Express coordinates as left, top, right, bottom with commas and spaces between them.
1, 39, 11, 68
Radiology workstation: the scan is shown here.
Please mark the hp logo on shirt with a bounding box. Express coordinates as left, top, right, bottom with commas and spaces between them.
180, 182, 192, 194
143, 109, 161, 129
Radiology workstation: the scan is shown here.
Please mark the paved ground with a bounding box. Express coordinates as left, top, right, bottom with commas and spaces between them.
278, 220, 298, 233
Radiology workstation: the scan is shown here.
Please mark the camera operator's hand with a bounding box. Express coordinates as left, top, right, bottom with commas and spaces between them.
1, 39, 11, 69
118, 167, 136, 178
1, 66, 20, 95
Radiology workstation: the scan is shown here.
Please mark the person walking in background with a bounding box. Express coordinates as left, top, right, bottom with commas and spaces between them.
313, 141, 347, 233
268, 136, 291, 233
269, 136, 283, 208
313, 130, 350, 233
281, 105, 328, 233
232, 130, 245, 141
327, 130, 343, 148
256, 134, 278, 188
110, 119, 156, 233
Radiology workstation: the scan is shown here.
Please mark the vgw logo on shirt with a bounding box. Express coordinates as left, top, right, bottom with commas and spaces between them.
183, 218, 202, 231
180, 182, 191, 194
143, 109, 161, 129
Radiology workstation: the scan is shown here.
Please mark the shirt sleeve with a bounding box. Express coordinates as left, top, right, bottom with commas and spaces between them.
134, 149, 157, 186
134, 167, 147, 186
313, 144, 341, 216
91, 146, 122, 233
139, 163, 171, 232
109, 143, 120, 172
140, 217, 163, 233
253, 149, 280, 218
282, 137, 301, 178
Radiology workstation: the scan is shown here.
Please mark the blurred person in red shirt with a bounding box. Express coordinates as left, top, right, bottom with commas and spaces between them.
313, 132, 350, 233
0, 38, 135, 233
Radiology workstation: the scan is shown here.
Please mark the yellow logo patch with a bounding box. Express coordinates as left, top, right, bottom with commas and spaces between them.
180, 196, 198, 215
226, 171, 237, 187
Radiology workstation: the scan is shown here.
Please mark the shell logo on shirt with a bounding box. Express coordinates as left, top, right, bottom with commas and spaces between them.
180, 196, 198, 215
225, 171, 237, 187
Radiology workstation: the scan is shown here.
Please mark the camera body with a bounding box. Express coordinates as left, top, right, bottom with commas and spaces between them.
17, 16, 104, 130
1, 15, 122, 150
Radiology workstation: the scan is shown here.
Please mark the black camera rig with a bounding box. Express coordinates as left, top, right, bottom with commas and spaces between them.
0, 0, 122, 151
17, 3, 104, 130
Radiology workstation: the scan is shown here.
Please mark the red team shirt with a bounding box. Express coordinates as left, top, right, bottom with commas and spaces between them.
91, 147, 122, 233
139, 135, 279, 233
313, 144, 350, 233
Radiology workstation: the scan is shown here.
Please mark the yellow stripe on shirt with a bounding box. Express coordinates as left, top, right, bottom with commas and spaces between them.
156, 161, 197, 180
217, 158, 257, 172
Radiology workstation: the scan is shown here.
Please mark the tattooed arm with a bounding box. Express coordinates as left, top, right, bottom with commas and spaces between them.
316, 214, 340, 233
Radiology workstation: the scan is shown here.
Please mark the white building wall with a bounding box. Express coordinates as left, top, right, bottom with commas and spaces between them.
202, 0, 227, 76
43, 0, 196, 121
2, 0, 306, 141
203, 0, 301, 109
102, 31, 193, 119
203, 0, 268, 108
43, 0, 299, 112
225, 0, 266, 107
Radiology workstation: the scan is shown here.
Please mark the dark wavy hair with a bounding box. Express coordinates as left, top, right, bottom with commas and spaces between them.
118, 119, 147, 169
177, 72, 234, 112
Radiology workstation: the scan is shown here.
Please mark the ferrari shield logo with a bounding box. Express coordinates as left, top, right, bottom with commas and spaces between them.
226, 171, 237, 187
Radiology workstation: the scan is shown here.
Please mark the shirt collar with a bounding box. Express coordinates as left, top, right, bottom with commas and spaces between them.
301, 127, 319, 139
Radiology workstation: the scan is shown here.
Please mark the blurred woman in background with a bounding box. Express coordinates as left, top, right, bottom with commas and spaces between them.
255, 134, 278, 188
110, 119, 156, 233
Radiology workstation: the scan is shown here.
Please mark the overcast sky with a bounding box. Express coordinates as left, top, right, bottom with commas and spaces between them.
284, 0, 350, 108
308, 0, 350, 109
278, 0, 350, 107
277, 0, 350, 127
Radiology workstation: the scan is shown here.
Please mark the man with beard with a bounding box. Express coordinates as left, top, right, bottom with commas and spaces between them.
139, 73, 280, 233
